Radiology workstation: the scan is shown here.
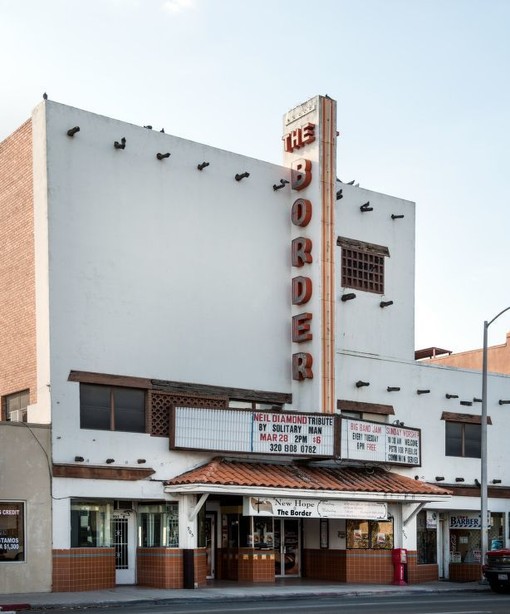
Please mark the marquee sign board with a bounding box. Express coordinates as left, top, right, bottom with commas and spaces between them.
243, 496, 388, 520
171, 406, 337, 458
340, 418, 421, 466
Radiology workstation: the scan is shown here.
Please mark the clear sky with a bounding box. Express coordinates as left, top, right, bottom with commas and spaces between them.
1, 0, 509, 354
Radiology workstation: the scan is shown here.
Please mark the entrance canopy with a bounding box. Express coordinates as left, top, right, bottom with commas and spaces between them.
164, 457, 451, 503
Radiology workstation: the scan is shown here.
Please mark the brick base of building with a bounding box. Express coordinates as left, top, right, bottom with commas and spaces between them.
52, 547, 443, 590
302, 549, 437, 585
52, 548, 208, 591
52, 548, 115, 592
217, 548, 275, 582
137, 548, 184, 588
238, 548, 275, 583
449, 562, 481, 582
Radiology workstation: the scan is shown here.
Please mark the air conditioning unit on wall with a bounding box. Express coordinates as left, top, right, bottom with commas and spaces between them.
9, 409, 27, 422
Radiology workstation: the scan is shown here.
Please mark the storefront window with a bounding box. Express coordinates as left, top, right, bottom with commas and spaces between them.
347, 518, 394, 549
250, 518, 274, 549
222, 513, 252, 548
0, 502, 24, 562
138, 503, 178, 547
489, 513, 504, 551
71, 500, 111, 547
450, 528, 480, 563
449, 512, 504, 563
197, 505, 206, 548
417, 510, 437, 564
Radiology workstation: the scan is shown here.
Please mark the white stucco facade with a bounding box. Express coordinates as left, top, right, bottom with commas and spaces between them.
3, 94, 510, 592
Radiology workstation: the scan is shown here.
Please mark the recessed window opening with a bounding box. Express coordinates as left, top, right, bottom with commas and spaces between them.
337, 237, 389, 295
80, 384, 146, 433
4, 389, 29, 422
445, 422, 481, 458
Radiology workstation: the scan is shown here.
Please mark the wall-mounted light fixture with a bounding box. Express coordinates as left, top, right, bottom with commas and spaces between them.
341, 293, 356, 302
137, 459, 146, 464
273, 179, 289, 191
473, 398, 482, 403
499, 400, 510, 405
380, 301, 394, 308
387, 386, 401, 392
156, 152, 171, 160
435, 476, 445, 481
336, 189, 343, 200
67, 126, 80, 137
391, 214, 404, 220
417, 389, 430, 395
114, 137, 126, 150
475, 479, 481, 487
144, 125, 153, 129
356, 380, 370, 388
393, 420, 405, 427
492, 479, 502, 484
446, 394, 459, 399
460, 401, 473, 406
74, 456, 84, 462
235, 172, 250, 181
197, 162, 210, 171
455, 477, 465, 483
106, 458, 115, 464
360, 201, 373, 212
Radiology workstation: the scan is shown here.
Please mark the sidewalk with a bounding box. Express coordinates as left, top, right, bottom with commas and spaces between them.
0, 579, 491, 612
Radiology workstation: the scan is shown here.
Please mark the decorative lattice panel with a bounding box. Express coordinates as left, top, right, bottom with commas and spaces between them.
149, 391, 228, 437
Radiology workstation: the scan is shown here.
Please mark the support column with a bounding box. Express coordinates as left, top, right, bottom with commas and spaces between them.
178, 495, 198, 589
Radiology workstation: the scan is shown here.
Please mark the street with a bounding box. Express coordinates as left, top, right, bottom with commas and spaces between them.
31, 592, 510, 613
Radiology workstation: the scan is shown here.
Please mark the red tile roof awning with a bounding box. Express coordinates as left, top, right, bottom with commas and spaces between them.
164, 457, 451, 502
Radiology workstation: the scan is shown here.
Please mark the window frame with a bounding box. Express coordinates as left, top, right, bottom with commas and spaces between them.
137, 502, 179, 548
441, 412, 489, 459
337, 237, 390, 295
70, 500, 112, 547
346, 518, 394, 550
80, 383, 147, 433
0, 501, 25, 563
416, 510, 437, 564
2, 390, 29, 422
445, 421, 481, 458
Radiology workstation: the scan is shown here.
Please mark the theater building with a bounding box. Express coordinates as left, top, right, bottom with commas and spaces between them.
1, 94, 510, 593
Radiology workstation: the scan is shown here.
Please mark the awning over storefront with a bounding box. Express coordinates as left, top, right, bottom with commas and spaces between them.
164, 457, 452, 503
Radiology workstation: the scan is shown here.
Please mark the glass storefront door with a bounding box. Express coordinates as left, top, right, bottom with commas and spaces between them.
112, 510, 136, 584
274, 519, 300, 577
205, 513, 216, 579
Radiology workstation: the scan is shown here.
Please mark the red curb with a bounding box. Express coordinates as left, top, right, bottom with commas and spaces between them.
0, 605, 31, 611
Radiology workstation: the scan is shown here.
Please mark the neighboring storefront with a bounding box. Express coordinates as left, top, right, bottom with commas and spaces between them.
418, 508, 506, 582
0, 423, 52, 594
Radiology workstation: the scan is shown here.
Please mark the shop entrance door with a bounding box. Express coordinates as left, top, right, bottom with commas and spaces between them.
274, 519, 300, 577
112, 510, 136, 584
205, 513, 216, 579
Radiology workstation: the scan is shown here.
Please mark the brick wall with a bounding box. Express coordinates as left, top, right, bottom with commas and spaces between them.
237, 548, 275, 583
0, 120, 37, 417
52, 548, 115, 591
406, 552, 438, 583
345, 549, 394, 584
449, 562, 481, 582
304, 549, 398, 584
303, 549, 346, 581
137, 548, 184, 588
194, 548, 208, 587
